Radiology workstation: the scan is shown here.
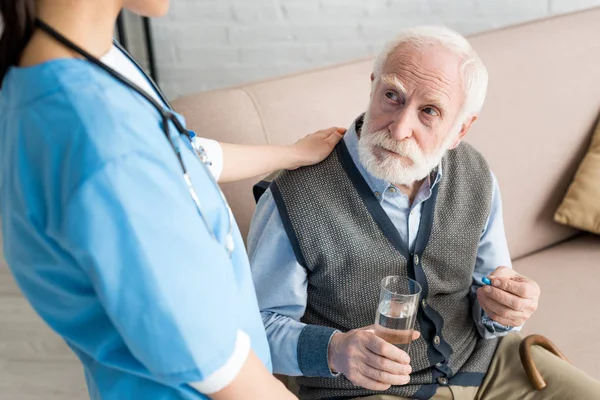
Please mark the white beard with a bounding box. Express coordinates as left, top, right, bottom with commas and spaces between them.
358, 112, 457, 186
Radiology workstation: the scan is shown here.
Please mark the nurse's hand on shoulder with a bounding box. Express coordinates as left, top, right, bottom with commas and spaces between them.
289, 127, 346, 169
216, 127, 345, 183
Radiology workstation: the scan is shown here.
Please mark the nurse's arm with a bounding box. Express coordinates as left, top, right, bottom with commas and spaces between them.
193, 350, 296, 400
217, 126, 345, 183
61, 153, 294, 398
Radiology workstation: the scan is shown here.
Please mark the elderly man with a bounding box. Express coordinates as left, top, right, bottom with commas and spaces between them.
248, 26, 600, 400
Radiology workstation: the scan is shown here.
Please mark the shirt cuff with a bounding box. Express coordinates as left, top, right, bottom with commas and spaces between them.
193, 137, 223, 181
473, 301, 523, 339
297, 325, 339, 378
189, 330, 251, 394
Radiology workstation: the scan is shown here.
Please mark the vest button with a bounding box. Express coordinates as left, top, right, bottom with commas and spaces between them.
436, 362, 443, 367
438, 377, 448, 385
421, 299, 427, 309
434, 335, 441, 346
414, 254, 419, 265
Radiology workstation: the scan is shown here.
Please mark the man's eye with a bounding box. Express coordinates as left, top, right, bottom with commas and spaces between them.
423, 107, 439, 116
385, 92, 399, 102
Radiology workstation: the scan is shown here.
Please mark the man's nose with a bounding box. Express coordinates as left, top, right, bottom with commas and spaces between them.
388, 110, 415, 141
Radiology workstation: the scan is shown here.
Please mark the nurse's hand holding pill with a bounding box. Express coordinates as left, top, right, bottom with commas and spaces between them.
476, 266, 541, 327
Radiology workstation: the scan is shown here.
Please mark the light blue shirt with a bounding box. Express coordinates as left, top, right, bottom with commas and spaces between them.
0, 59, 271, 398
248, 127, 517, 376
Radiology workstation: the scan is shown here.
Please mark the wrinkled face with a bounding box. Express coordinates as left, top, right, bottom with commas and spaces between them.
122, 0, 170, 17
358, 44, 474, 186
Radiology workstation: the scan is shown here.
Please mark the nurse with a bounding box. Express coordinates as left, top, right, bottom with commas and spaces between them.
0, 1, 343, 399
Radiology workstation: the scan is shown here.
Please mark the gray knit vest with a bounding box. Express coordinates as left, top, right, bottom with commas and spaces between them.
268, 119, 498, 399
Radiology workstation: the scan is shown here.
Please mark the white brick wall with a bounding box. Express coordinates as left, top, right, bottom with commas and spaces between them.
150, 0, 600, 99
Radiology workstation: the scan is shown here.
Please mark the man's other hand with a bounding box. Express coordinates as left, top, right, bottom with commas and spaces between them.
477, 266, 540, 327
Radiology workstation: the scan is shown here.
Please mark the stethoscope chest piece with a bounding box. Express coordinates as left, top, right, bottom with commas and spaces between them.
225, 234, 235, 256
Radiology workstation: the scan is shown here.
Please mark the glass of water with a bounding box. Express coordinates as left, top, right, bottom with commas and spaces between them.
374, 276, 422, 353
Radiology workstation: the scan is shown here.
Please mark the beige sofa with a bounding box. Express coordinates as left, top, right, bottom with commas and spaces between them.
173, 7, 600, 381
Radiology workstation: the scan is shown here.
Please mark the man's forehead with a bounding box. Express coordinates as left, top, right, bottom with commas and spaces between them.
380, 73, 452, 109
383, 43, 462, 76
381, 44, 463, 102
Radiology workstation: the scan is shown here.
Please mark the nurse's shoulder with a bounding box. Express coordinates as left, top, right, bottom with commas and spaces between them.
0, 58, 173, 196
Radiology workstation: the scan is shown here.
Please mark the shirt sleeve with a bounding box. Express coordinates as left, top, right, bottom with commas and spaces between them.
247, 189, 338, 377
472, 172, 523, 339
193, 137, 223, 181
59, 151, 247, 390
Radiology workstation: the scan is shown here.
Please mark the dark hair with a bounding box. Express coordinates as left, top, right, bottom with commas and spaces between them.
0, 0, 36, 85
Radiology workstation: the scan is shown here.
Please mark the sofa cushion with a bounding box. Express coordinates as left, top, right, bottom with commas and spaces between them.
554, 116, 600, 234
516, 235, 600, 380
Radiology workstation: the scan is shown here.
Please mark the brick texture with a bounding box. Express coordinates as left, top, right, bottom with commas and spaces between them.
147, 0, 600, 98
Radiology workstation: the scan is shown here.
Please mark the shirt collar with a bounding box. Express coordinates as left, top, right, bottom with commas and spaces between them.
343, 114, 443, 199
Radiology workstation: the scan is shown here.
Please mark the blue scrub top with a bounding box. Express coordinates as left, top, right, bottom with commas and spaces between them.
0, 59, 271, 399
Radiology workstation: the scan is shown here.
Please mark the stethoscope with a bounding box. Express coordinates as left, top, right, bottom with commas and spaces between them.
34, 19, 235, 258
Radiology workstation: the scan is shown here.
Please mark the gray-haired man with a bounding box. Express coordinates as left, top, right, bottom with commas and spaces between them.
248, 26, 600, 400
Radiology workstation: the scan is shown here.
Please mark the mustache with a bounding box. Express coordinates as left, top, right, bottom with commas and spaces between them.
363, 130, 421, 156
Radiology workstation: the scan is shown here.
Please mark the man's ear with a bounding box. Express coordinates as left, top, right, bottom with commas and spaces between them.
448, 115, 477, 149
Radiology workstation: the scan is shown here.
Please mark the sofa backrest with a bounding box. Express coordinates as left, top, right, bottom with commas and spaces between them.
172, 7, 600, 260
